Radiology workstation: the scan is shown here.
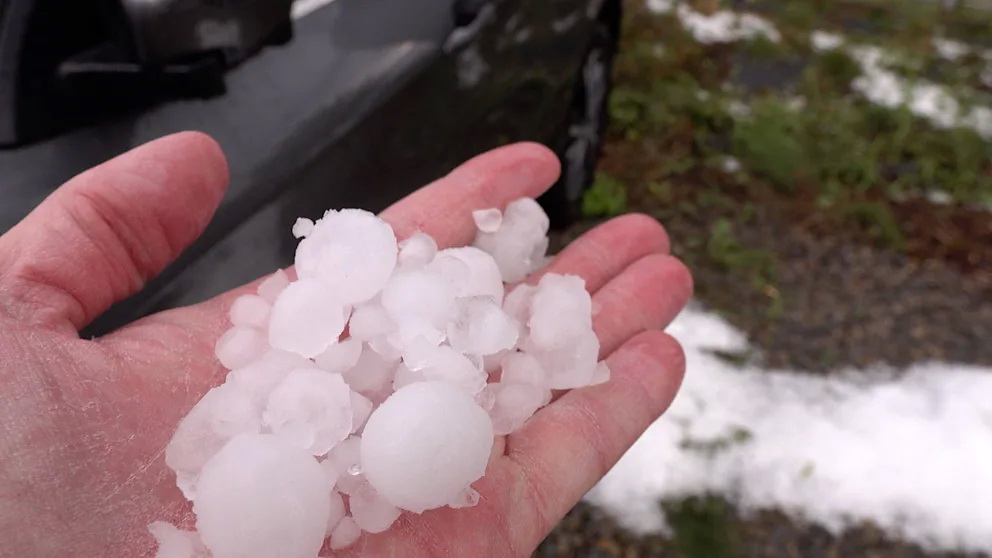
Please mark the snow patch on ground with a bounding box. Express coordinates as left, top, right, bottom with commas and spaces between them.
811, 30, 844, 53
647, 0, 992, 140
586, 304, 992, 554
647, 1, 780, 44
807, 29, 992, 139
849, 44, 992, 139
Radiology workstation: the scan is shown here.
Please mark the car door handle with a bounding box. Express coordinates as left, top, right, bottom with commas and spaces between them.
445, 0, 495, 53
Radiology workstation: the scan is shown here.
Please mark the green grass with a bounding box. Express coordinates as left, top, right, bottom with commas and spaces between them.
664, 496, 741, 558
582, 172, 629, 217
613, 0, 992, 208
598, 0, 990, 321
706, 219, 775, 276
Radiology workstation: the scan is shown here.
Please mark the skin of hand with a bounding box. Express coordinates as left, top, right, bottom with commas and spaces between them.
0, 132, 692, 557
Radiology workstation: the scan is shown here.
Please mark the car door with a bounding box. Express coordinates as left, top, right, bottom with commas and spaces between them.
0, 0, 595, 335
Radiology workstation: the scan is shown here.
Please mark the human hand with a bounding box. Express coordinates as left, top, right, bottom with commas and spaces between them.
0, 132, 691, 557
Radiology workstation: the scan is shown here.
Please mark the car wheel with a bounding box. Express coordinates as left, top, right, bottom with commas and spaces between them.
542, 16, 618, 228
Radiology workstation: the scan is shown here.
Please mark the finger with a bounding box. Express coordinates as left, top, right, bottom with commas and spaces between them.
0, 132, 229, 332
519, 213, 670, 294
505, 331, 687, 549
587, 253, 693, 356
380, 142, 561, 247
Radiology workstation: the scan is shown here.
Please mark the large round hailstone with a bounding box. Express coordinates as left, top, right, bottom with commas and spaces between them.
268, 278, 346, 358
295, 209, 397, 305
361, 382, 494, 513
194, 434, 330, 558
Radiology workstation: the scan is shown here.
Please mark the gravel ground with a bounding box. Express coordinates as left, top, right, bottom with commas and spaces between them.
538, 500, 988, 558
667, 205, 992, 373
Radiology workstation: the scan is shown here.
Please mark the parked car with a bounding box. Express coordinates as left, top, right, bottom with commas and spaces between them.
0, 0, 620, 335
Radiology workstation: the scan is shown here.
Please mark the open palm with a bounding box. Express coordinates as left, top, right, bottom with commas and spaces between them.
0, 133, 691, 557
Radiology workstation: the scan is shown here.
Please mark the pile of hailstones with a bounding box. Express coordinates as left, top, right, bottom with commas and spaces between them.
149, 198, 609, 558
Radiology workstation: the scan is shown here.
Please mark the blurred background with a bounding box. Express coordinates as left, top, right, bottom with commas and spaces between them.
540, 1, 992, 557
1, 0, 990, 555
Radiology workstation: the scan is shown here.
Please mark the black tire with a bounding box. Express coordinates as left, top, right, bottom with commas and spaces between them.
541, 13, 619, 228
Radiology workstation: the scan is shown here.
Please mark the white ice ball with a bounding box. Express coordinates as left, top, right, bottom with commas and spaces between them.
294, 209, 397, 305
262, 369, 353, 456
268, 278, 346, 358
193, 434, 329, 558
360, 382, 494, 513
430, 247, 505, 303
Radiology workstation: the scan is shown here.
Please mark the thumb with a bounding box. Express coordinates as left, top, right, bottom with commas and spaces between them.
0, 131, 229, 332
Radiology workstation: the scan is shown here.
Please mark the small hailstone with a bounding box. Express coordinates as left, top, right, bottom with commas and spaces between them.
502, 284, 537, 333
350, 390, 373, 433
292, 217, 315, 239
482, 349, 512, 374
256, 269, 290, 303
447, 296, 519, 356
489, 382, 545, 435
349, 303, 395, 341
474, 385, 496, 412
387, 318, 446, 351
499, 352, 547, 389
448, 487, 481, 509
361, 382, 494, 513
380, 268, 457, 330
423, 250, 471, 290
262, 369, 353, 456
228, 349, 312, 404
430, 247, 504, 302
295, 209, 397, 305
315, 338, 363, 374
209, 381, 264, 438
165, 382, 261, 500
214, 326, 267, 371
589, 361, 611, 386
148, 522, 208, 558
350, 482, 402, 533
465, 352, 485, 370
325, 491, 347, 537
473, 198, 550, 282
367, 333, 404, 360
392, 362, 425, 391
320, 457, 340, 490
343, 344, 398, 396
327, 436, 365, 495
532, 328, 600, 389
194, 434, 330, 558
472, 208, 503, 233
329, 517, 362, 550
229, 294, 271, 329
397, 232, 438, 268
407, 344, 487, 395
527, 274, 592, 350
268, 278, 346, 358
